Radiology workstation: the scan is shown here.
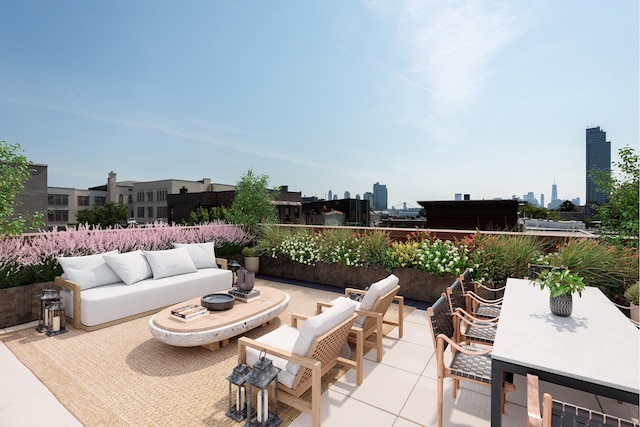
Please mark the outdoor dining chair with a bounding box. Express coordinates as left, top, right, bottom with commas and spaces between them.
427, 295, 514, 427
526, 374, 638, 427
458, 269, 503, 319
444, 279, 498, 346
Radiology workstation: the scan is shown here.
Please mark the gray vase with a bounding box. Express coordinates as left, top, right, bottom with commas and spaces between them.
238, 272, 255, 291
550, 295, 573, 317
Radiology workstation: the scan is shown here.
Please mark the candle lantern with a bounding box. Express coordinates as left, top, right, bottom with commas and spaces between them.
226, 360, 250, 422
36, 287, 60, 333
245, 350, 281, 427
46, 298, 67, 336
228, 260, 242, 286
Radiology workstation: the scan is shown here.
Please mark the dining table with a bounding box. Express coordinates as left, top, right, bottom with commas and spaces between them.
490, 278, 640, 426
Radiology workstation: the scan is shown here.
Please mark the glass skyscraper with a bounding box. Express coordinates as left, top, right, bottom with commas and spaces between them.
585, 126, 611, 205
373, 182, 388, 211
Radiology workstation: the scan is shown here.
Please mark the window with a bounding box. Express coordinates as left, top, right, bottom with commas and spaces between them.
77, 196, 90, 206
147, 191, 153, 202
156, 189, 167, 201
137, 207, 145, 217
157, 206, 168, 218
94, 196, 106, 207
137, 192, 145, 202
119, 194, 123, 204
48, 194, 68, 206
128, 194, 133, 204
47, 210, 69, 222
147, 206, 154, 218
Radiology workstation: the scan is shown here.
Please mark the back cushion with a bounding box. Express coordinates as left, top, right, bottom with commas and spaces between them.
173, 242, 218, 269
143, 248, 198, 279
57, 250, 121, 290
103, 250, 153, 285
286, 298, 355, 375
356, 274, 399, 327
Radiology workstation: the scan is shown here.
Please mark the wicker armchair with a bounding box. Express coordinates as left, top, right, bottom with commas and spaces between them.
458, 269, 502, 320
427, 295, 513, 427
444, 279, 498, 346
317, 274, 404, 364
527, 374, 638, 427
238, 300, 362, 427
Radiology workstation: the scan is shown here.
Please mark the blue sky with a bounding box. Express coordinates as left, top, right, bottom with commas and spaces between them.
1, 1, 637, 208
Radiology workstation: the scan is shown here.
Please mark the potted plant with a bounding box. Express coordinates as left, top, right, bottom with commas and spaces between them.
242, 246, 260, 274
624, 281, 639, 323
534, 268, 586, 317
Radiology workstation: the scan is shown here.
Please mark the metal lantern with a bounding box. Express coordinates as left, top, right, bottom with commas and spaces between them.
46, 298, 67, 336
36, 287, 60, 333
245, 350, 281, 427
228, 260, 242, 286
226, 360, 250, 421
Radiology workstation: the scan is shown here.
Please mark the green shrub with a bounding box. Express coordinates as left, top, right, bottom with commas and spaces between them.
624, 282, 639, 305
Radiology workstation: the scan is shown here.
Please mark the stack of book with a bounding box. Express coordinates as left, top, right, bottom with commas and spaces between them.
171, 304, 209, 322
228, 288, 261, 303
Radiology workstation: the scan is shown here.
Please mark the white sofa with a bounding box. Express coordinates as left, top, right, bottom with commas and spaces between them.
54, 243, 233, 331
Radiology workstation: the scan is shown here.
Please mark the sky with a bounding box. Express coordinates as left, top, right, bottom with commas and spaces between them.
1, 1, 638, 209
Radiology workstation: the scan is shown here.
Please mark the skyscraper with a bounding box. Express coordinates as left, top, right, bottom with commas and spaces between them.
372, 182, 388, 211
586, 126, 611, 205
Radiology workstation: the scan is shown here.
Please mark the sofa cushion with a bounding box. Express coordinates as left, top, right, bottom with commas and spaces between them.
286, 298, 355, 376
245, 325, 300, 389
103, 250, 153, 285
173, 242, 218, 269
143, 248, 198, 279
356, 274, 399, 327
57, 250, 121, 290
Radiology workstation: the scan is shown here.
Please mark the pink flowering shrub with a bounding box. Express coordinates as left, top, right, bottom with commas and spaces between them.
0, 222, 251, 289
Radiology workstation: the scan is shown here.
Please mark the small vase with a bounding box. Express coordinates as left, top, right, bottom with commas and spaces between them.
550, 295, 573, 317
238, 273, 255, 291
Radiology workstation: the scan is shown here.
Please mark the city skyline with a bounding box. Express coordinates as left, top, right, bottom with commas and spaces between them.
1, 1, 637, 205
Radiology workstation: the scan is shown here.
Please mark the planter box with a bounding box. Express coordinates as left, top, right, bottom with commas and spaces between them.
259, 256, 454, 303
0, 282, 53, 329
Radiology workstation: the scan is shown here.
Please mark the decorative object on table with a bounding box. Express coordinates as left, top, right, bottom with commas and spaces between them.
36, 287, 62, 333
201, 294, 235, 311
228, 260, 242, 286
239, 271, 255, 292
229, 288, 261, 303
242, 246, 260, 274
623, 281, 639, 324
533, 267, 585, 317
46, 298, 67, 336
226, 360, 250, 422
245, 349, 281, 426
237, 268, 247, 288
171, 303, 209, 322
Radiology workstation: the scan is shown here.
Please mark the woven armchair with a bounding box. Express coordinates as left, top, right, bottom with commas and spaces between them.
444, 279, 498, 346
238, 300, 362, 427
458, 269, 503, 319
527, 374, 638, 427
427, 295, 513, 427
318, 275, 403, 364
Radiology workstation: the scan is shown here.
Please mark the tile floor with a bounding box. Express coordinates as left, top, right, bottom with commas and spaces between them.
2, 309, 639, 426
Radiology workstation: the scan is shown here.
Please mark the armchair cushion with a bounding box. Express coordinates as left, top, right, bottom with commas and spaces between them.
57, 250, 121, 290
103, 250, 152, 285
357, 274, 399, 326
245, 325, 300, 388
173, 242, 218, 269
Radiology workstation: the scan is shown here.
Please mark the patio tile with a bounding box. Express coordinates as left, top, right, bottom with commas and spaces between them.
332, 358, 420, 415
392, 417, 426, 427
392, 317, 432, 348
287, 388, 397, 427
366, 336, 433, 376
0, 390, 80, 427
405, 307, 429, 326
0, 369, 52, 410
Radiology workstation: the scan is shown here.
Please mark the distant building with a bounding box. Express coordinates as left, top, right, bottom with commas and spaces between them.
454, 193, 462, 201
14, 164, 48, 232
417, 200, 519, 231
302, 198, 370, 226
540, 194, 545, 208
327, 190, 333, 201
547, 180, 562, 210
344, 191, 350, 199
523, 192, 539, 207
373, 182, 388, 211
586, 126, 611, 205
363, 192, 373, 206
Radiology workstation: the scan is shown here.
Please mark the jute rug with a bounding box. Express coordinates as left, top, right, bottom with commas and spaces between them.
2, 278, 413, 426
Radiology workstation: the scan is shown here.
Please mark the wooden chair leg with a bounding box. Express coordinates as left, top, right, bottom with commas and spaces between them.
437, 375, 444, 427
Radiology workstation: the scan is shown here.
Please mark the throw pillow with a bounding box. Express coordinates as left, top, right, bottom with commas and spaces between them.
103, 250, 153, 285
57, 250, 121, 290
143, 247, 198, 279
173, 242, 218, 269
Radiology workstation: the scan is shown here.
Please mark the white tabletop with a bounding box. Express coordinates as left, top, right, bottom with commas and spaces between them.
493, 278, 639, 395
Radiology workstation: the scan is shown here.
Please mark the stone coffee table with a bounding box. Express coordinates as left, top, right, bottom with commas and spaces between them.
149, 286, 290, 351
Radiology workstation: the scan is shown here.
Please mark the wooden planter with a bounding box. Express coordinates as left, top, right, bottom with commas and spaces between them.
0, 282, 54, 329
259, 255, 454, 303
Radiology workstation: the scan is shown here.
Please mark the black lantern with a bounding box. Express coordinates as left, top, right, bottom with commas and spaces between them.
228, 260, 242, 286
36, 287, 60, 333
46, 298, 67, 336
226, 360, 250, 421
245, 350, 281, 427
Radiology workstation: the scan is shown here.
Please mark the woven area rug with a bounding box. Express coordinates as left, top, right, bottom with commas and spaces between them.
2, 278, 413, 426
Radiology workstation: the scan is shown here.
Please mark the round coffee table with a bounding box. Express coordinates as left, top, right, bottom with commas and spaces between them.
149, 286, 290, 351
